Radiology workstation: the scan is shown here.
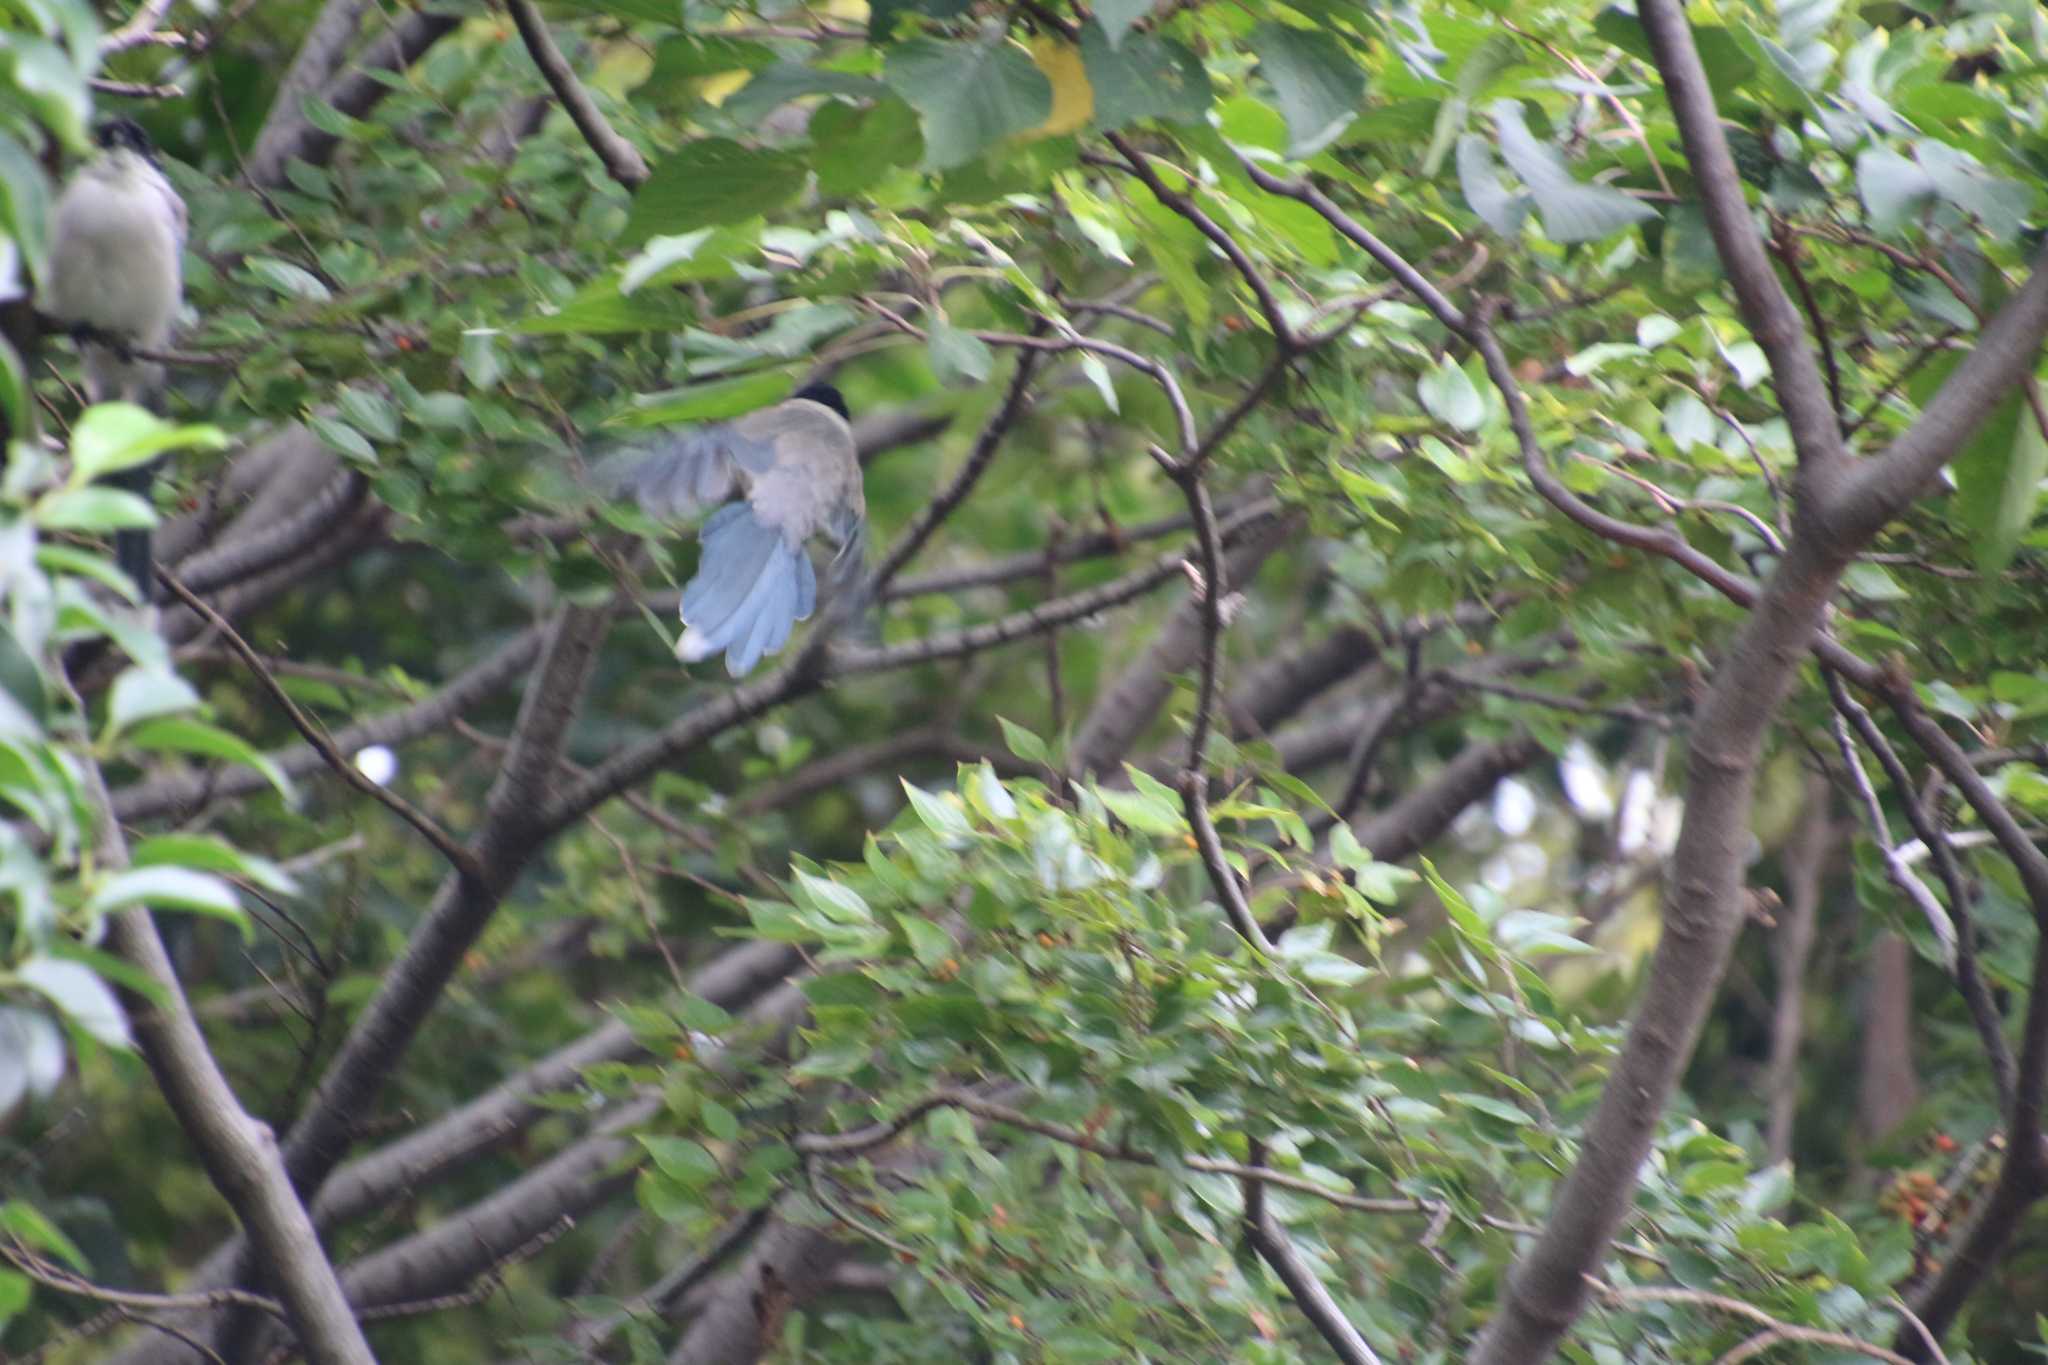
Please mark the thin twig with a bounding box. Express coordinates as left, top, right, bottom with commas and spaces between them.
1243, 1137, 1385, 1365
158, 570, 484, 883
1824, 683, 1957, 963
1, 1240, 287, 1322
1597, 1284, 1917, 1365
1823, 668, 2013, 1114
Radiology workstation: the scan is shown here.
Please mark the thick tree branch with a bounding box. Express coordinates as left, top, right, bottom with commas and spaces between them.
506, 0, 649, 189
244, 0, 376, 187
1069, 509, 1298, 775
1637, 0, 1846, 480
1828, 252, 2048, 547
1764, 775, 1829, 1164
63, 690, 373, 1365
115, 943, 799, 1365
198, 605, 611, 1361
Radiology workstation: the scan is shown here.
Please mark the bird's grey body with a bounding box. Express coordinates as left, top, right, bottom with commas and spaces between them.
607, 390, 867, 676
47, 126, 187, 405
45, 119, 188, 592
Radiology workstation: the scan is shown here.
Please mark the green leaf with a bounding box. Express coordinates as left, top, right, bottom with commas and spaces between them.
33, 542, 134, 603
1663, 394, 1717, 452
85, 866, 247, 930
609, 372, 794, 430
699, 1097, 740, 1142
1096, 781, 1184, 835
0, 134, 52, 285
308, 415, 375, 463
883, 36, 1053, 171
1250, 23, 1364, 158
1446, 1091, 1534, 1125
1417, 356, 1485, 432
244, 256, 332, 302
792, 869, 872, 925
14, 957, 129, 1048
336, 387, 399, 441
34, 486, 154, 532
69, 404, 227, 485
1424, 34, 1524, 177
996, 716, 1050, 765
126, 718, 296, 801
1094, 0, 1153, 48
927, 323, 993, 388
622, 139, 808, 246
638, 1135, 720, 1187
1914, 140, 2032, 242
459, 329, 504, 389
897, 912, 955, 968
1078, 352, 1119, 412
104, 667, 199, 736
1953, 393, 2047, 577
812, 97, 925, 197
1856, 145, 1934, 235
0, 624, 46, 728
902, 779, 975, 840
619, 228, 720, 295
1457, 134, 1532, 237
1491, 100, 1656, 243
1081, 28, 1211, 130
0, 1199, 87, 1272
130, 833, 297, 895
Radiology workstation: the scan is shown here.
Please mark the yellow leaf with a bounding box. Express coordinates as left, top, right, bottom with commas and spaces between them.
1028, 38, 1093, 138
699, 69, 751, 106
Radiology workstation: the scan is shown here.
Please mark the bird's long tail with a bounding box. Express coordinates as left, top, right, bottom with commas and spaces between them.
85, 343, 166, 599
110, 459, 158, 598
678, 503, 817, 677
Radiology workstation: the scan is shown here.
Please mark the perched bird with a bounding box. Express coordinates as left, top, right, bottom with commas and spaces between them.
44, 116, 188, 590
605, 384, 867, 676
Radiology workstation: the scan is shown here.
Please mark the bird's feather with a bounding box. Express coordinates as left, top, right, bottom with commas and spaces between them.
677, 503, 819, 676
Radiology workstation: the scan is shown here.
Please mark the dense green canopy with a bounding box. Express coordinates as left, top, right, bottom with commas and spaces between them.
3, 0, 2048, 1361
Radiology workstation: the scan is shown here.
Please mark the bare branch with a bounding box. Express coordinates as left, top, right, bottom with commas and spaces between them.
1096, 136, 1298, 349
1598, 1284, 1918, 1365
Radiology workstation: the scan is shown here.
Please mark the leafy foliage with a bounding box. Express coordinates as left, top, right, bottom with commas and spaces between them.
2, 0, 2046, 1359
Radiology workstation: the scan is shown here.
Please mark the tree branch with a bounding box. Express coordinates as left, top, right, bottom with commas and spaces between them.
1637, 0, 1845, 480
505, 0, 649, 189
63, 689, 374, 1364
1243, 1138, 1383, 1365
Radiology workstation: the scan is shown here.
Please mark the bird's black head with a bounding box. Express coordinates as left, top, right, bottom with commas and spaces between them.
792, 383, 849, 420
94, 118, 157, 160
